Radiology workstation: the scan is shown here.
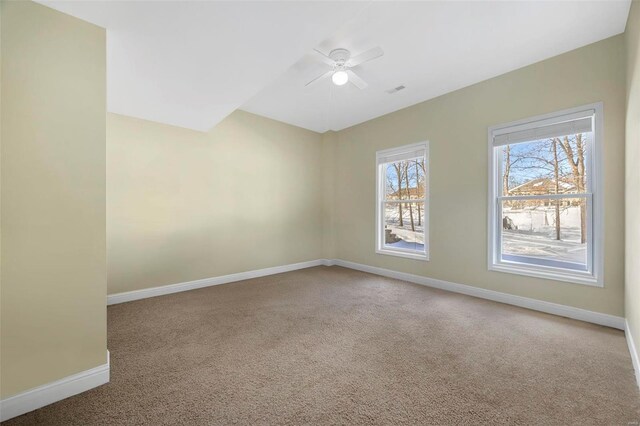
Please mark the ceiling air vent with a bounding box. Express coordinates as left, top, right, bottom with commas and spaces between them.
386, 85, 406, 94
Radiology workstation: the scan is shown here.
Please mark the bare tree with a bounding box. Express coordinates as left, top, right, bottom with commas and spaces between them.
415, 159, 422, 226
503, 134, 587, 244
506, 140, 569, 239
392, 163, 404, 227
403, 161, 415, 232
503, 145, 511, 196
552, 139, 561, 240
557, 134, 587, 244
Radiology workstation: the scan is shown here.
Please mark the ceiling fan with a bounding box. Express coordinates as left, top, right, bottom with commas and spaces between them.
305, 46, 384, 89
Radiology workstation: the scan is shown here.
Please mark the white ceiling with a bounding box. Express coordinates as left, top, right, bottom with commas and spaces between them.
39, 1, 367, 131
243, 1, 632, 133
41, 1, 630, 134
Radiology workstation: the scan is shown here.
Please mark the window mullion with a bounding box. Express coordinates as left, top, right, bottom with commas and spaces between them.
383, 199, 426, 204
499, 193, 591, 201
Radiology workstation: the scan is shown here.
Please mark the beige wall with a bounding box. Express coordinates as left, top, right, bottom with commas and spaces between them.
626, 1, 640, 359
1, 1, 107, 398
321, 131, 338, 259
0, 0, 633, 408
107, 111, 324, 294
110, 34, 628, 318
329, 35, 626, 316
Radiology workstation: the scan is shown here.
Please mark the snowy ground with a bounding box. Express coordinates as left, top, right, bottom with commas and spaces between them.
384, 204, 424, 251
385, 223, 584, 265
385, 225, 424, 250
384, 205, 585, 264
387, 238, 425, 251
502, 227, 586, 264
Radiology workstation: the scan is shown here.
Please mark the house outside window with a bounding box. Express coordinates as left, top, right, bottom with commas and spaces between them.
488, 103, 603, 286
376, 142, 429, 261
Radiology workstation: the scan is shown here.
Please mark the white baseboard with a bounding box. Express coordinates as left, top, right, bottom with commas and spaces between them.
2, 261, 630, 421
331, 259, 625, 330
107, 259, 329, 305
108, 257, 624, 330
626, 320, 640, 390
0, 351, 110, 422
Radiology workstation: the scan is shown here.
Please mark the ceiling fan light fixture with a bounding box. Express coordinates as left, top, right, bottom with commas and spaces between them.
306, 46, 382, 89
332, 70, 349, 86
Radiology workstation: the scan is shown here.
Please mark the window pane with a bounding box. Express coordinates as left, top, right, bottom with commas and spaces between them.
384, 202, 425, 252
501, 133, 589, 197
384, 158, 426, 200
501, 197, 587, 270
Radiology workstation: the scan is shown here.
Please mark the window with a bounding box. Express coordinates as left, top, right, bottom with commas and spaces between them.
376, 142, 429, 260
488, 103, 603, 286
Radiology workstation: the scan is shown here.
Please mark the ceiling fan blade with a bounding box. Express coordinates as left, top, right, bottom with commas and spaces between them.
313, 48, 335, 66
305, 70, 333, 87
347, 70, 368, 89
348, 46, 384, 67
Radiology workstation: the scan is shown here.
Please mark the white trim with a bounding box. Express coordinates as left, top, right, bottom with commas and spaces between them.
487, 102, 604, 287
489, 262, 598, 287
330, 259, 624, 330
107, 260, 327, 305
108, 258, 623, 330
626, 320, 640, 390
375, 141, 430, 261
375, 247, 428, 261
376, 142, 427, 164
491, 108, 596, 138
592, 103, 605, 287
2, 262, 628, 422
0, 352, 110, 422
493, 115, 593, 146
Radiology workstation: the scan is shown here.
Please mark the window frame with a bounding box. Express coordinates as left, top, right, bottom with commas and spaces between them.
487, 103, 604, 287
375, 142, 430, 261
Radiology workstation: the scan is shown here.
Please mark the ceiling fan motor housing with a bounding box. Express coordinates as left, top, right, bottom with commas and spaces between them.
329, 48, 351, 66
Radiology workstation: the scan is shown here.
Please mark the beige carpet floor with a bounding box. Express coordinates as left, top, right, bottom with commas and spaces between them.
4, 266, 639, 425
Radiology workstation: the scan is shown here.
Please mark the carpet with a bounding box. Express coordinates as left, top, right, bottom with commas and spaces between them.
4, 266, 639, 425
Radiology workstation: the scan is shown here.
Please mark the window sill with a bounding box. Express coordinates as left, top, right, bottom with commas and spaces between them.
376, 248, 429, 261
489, 262, 602, 287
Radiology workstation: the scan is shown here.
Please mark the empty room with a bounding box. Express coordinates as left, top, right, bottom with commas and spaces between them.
2, 0, 640, 424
